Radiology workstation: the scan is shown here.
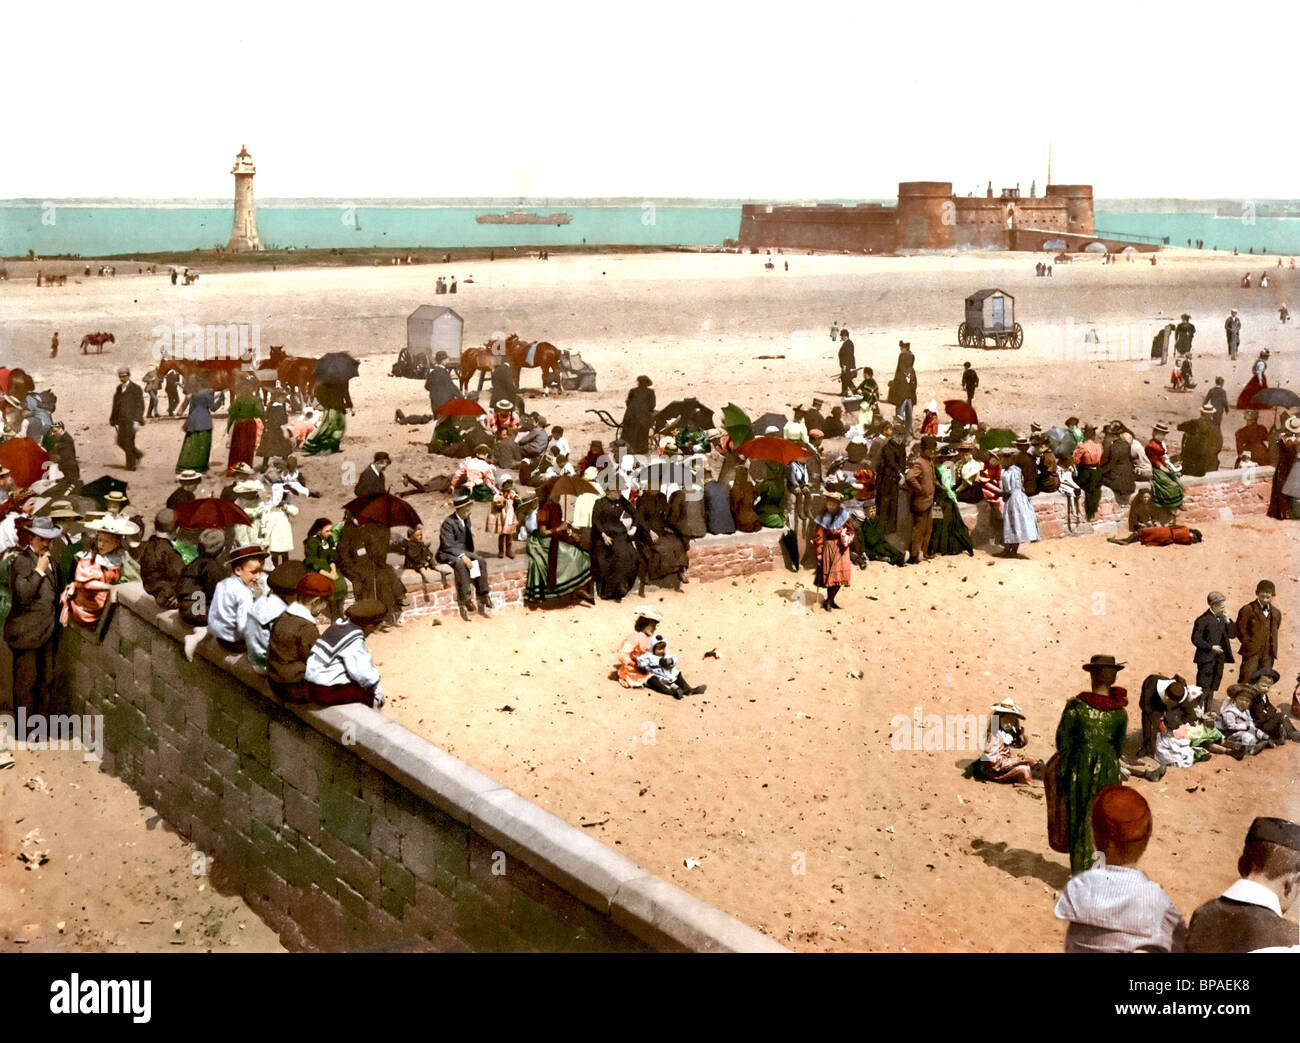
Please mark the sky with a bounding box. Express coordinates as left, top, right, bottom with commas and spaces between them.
5, 0, 1296, 201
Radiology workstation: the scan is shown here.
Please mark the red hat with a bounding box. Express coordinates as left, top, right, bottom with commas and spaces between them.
296, 573, 336, 598
1090, 785, 1151, 845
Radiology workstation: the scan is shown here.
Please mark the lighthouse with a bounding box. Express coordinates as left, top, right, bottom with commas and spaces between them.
227, 144, 262, 252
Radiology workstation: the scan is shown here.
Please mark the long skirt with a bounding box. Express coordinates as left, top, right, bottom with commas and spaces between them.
227, 418, 263, 473
264, 507, 295, 555
1150, 467, 1185, 510
929, 498, 974, 556
623, 419, 651, 455
302, 408, 345, 455
1075, 464, 1104, 520
525, 535, 592, 602
176, 430, 212, 472
853, 517, 904, 565
591, 532, 638, 601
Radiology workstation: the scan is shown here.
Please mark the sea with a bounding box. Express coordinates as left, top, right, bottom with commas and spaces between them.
2, 200, 1298, 257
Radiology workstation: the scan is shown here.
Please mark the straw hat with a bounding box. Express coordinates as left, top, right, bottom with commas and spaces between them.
633, 606, 663, 623
233, 480, 263, 496
228, 544, 267, 566
177, 469, 203, 482
46, 500, 80, 520
495, 399, 515, 411
989, 698, 1025, 719
1286, 416, 1300, 434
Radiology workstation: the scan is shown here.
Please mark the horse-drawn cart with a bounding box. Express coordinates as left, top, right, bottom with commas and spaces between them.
957, 288, 1022, 349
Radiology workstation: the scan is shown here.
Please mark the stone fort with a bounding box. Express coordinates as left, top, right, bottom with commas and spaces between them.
738, 181, 1098, 254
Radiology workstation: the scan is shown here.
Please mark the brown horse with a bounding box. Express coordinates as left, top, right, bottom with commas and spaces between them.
457, 334, 562, 393
156, 358, 243, 396
260, 344, 316, 400
80, 331, 114, 353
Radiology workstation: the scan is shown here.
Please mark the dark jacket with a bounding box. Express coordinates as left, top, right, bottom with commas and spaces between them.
4, 547, 59, 650
109, 381, 145, 428
267, 610, 319, 699
51, 431, 80, 484
1098, 436, 1136, 496
437, 512, 477, 561
178, 555, 225, 626
837, 338, 855, 370
140, 534, 184, 609
354, 464, 387, 497
1185, 895, 1297, 953
1191, 609, 1235, 665
703, 480, 736, 535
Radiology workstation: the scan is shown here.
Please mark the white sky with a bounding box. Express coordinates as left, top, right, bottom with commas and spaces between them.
5, 0, 1296, 200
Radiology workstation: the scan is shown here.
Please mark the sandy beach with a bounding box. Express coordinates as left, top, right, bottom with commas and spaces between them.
2, 248, 1297, 951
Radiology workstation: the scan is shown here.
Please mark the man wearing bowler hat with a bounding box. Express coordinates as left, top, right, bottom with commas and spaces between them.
1185, 817, 1300, 952
3, 516, 64, 715
109, 366, 145, 471
438, 489, 493, 621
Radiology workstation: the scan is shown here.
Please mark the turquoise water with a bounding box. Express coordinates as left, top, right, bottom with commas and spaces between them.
0, 204, 744, 256
2, 202, 1297, 257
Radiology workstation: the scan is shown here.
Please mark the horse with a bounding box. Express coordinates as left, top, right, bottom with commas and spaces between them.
458, 334, 562, 393
80, 331, 114, 354
259, 344, 317, 401
156, 358, 243, 396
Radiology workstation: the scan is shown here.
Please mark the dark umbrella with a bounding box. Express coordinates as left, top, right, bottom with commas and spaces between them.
654, 397, 714, 431
1250, 387, 1300, 409
737, 436, 809, 464
343, 492, 421, 528
1044, 426, 1077, 458
435, 397, 486, 418
721, 403, 752, 446
314, 352, 361, 383
943, 399, 978, 425
978, 428, 1017, 451
0, 437, 50, 488
751, 412, 789, 436
76, 474, 129, 507
174, 497, 252, 529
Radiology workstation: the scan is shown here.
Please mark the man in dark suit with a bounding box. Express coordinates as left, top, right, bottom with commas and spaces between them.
109, 366, 145, 470
1224, 309, 1241, 359
1185, 817, 1300, 952
354, 452, 390, 497
1236, 579, 1281, 683
1191, 591, 1235, 714
837, 329, 856, 397
437, 490, 492, 621
3, 516, 63, 715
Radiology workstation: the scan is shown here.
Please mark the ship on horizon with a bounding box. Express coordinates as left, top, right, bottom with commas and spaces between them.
476, 208, 572, 225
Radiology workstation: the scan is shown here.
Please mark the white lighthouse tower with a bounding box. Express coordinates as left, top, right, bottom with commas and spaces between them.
227, 144, 262, 252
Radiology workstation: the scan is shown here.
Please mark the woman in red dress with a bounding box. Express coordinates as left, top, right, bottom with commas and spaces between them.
1236, 350, 1270, 409
812, 490, 854, 612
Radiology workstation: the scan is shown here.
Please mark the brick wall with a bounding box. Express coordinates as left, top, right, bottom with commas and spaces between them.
52, 588, 786, 953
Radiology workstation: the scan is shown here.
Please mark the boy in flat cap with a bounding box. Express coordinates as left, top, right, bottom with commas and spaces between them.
266, 572, 332, 702
243, 560, 304, 673
1190, 591, 1235, 717
1185, 817, 1300, 952
1236, 579, 1280, 683
303, 598, 386, 707
140, 509, 185, 610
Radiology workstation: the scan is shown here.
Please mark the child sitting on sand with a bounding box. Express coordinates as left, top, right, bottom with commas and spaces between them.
636, 636, 707, 700
1216, 685, 1274, 759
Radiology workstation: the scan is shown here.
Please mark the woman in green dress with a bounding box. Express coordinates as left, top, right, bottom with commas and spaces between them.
303, 516, 347, 618
1055, 655, 1130, 875
928, 449, 975, 557
302, 381, 351, 456
524, 500, 594, 605
755, 462, 788, 529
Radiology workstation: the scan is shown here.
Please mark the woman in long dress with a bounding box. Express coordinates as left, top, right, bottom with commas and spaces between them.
728, 471, 762, 532
1055, 657, 1129, 875
997, 448, 1040, 556
928, 450, 974, 557
176, 384, 216, 473
590, 484, 639, 602
621, 376, 656, 456
302, 381, 351, 455
1236, 350, 1269, 409
615, 609, 661, 688
524, 500, 593, 605
225, 384, 265, 476
1145, 425, 1185, 515
1268, 416, 1300, 518
633, 490, 689, 595
811, 491, 853, 611
754, 463, 788, 529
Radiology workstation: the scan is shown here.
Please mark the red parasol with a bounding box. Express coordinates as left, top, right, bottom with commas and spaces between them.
435, 397, 485, 418
0, 437, 50, 488
343, 492, 421, 528
174, 497, 251, 530
943, 399, 978, 425
736, 436, 809, 464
